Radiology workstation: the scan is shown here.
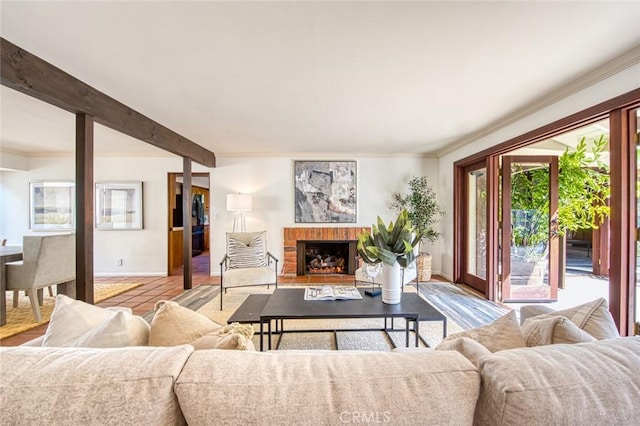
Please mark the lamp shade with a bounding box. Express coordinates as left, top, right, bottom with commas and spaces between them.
226, 193, 252, 212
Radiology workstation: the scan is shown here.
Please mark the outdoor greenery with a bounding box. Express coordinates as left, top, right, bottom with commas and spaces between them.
356, 209, 421, 267
511, 135, 610, 259
390, 176, 443, 247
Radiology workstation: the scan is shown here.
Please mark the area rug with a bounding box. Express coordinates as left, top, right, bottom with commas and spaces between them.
0, 282, 144, 340
197, 284, 464, 351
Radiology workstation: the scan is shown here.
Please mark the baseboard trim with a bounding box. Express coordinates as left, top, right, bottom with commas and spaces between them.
94, 272, 167, 277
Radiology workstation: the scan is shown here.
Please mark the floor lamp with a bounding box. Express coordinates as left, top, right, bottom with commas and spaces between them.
227, 193, 252, 232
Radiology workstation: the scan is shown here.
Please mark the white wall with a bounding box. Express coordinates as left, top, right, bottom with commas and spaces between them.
209, 155, 440, 274
437, 62, 640, 281
0, 155, 208, 276
0, 153, 441, 276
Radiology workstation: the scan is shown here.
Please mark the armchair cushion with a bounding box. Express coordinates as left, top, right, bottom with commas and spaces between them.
227, 231, 267, 269
223, 266, 275, 288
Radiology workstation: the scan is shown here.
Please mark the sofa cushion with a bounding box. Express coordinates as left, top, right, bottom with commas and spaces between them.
175, 349, 480, 425
436, 336, 492, 366
437, 310, 525, 353
0, 345, 194, 425
532, 298, 619, 340
521, 315, 597, 347
474, 337, 640, 426
43, 294, 149, 347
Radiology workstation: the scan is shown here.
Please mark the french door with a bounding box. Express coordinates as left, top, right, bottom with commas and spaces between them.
458, 160, 495, 298
500, 156, 559, 302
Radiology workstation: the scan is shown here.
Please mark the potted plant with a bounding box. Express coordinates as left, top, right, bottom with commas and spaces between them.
390, 176, 443, 281
356, 209, 421, 304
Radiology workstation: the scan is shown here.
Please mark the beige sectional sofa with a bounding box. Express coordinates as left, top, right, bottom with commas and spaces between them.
1, 336, 639, 425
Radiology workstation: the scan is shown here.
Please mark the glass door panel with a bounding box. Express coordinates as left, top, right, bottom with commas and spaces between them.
467, 168, 487, 279
501, 156, 559, 302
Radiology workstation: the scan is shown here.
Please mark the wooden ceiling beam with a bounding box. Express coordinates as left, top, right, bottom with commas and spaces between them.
0, 37, 216, 167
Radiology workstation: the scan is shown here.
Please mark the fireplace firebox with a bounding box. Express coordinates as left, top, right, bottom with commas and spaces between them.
296, 240, 357, 275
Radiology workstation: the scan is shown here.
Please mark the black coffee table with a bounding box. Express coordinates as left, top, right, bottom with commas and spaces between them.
258, 288, 447, 351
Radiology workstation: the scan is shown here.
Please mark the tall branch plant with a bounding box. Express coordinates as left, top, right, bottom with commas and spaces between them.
390, 176, 443, 252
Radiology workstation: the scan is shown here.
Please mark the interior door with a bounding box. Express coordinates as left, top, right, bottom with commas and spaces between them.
501, 156, 559, 302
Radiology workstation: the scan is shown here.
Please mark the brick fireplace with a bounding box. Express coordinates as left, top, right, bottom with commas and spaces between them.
283, 227, 368, 276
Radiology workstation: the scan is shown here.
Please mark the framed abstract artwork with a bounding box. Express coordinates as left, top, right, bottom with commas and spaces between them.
294, 161, 356, 223
29, 181, 75, 231
95, 181, 143, 230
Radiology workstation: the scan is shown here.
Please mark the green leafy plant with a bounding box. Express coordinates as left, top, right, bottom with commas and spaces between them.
390, 176, 443, 249
356, 209, 421, 267
510, 135, 610, 260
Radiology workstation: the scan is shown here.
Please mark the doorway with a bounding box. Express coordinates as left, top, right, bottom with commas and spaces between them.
456, 120, 612, 307
500, 155, 559, 302
167, 172, 210, 276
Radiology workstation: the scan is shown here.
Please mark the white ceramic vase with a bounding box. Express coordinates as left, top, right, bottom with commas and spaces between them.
381, 262, 402, 304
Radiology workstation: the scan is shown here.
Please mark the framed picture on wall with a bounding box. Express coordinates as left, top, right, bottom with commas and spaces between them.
294, 161, 356, 223
95, 181, 143, 230
29, 181, 75, 231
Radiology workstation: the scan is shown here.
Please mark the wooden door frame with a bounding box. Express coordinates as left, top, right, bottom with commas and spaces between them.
167, 172, 211, 277
455, 159, 494, 298
454, 88, 640, 335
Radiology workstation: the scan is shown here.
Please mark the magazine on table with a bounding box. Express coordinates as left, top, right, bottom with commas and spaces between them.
304, 286, 363, 301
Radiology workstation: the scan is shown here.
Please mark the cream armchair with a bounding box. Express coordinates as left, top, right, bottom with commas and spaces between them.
6, 234, 76, 322
219, 231, 278, 310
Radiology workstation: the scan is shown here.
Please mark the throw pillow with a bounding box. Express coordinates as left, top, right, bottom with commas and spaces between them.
67, 311, 150, 347
217, 322, 255, 339
43, 294, 140, 347
227, 232, 267, 269
436, 310, 525, 353
521, 315, 597, 347
531, 298, 619, 340
191, 331, 255, 351
435, 336, 491, 366
149, 300, 222, 346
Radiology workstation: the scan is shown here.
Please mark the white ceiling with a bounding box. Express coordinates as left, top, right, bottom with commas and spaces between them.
1, 1, 639, 159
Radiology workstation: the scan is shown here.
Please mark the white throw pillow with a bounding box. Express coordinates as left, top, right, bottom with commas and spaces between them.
436, 310, 525, 353
521, 315, 597, 347
435, 336, 492, 367
67, 311, 150, 347
531, 298, 619, 340
43, 294, 148, 347
227, 233, 267, 269
149, 300, 222, 346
